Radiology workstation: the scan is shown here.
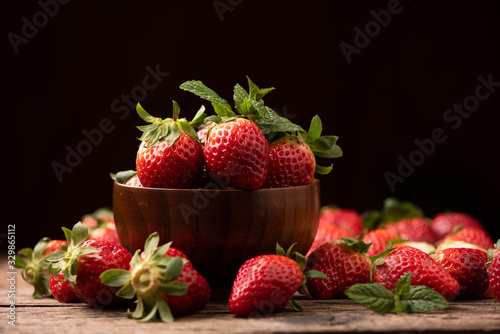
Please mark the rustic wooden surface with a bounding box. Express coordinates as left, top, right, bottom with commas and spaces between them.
2, 259, 500, 334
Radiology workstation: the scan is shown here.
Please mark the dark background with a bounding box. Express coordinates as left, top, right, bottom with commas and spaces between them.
3, 0, 500, 248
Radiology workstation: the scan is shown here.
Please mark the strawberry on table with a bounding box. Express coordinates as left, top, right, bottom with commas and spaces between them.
100, 232, 211, 322
306, 224, 354, 257
89, 221, 121, 244
306, 238, 372, 299
318, 207, 363, 236
383, 217, 438, 244
372, 245, 460, 300
228, 244, 325, 316
488, 241, 500, 301
361, 229, 399, 257
45, 222, 132, 308
135, 101, 205, 189
14, 237, 68, 299
441, 227, 494, 249
432, 248, 489, 299
431, 212, 486, 240
50, 271, 80, 303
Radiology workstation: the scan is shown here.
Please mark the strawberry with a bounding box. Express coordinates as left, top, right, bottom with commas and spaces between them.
40, 239, 68, 258
45, 222, 132, 308
319, 207, 363, 236
431, 212, 486, 240
196, 122, 214, 144
228, 244, 325, 316
488, 243, 500, 301
306, 238, 371, 299
372, 245, 460, 300
100, 233, 210, 322
89, 222, 121, 244
14, 237, 67, 299
125, 175, 143, 187
306, 224, 354, 257
432, 248, 489, 299
441, 227, 494, 249
50, 271, 80, 303
263, 136, 315, 188
384, 218, 438, 244
361, 229, 399, 257
203, 118, 269, 190
135, 102, 204, 189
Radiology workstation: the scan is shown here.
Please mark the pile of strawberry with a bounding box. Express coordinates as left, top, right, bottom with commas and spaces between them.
14, 200, 500, 320
113, 77, 342, 190
305, 198, 500, 312
16, 220, 211, 322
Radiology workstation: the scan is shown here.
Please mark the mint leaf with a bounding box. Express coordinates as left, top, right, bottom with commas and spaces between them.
405, 286, 449, 313
345, 283, 395, 314
394, 272, 411, 312
180, 80, 236, 117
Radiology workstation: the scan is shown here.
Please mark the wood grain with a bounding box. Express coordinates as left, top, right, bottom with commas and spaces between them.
113, 180, 321, 287
2, 260, 500, 334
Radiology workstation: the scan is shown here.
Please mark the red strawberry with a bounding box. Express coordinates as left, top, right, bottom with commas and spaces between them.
318, 207, 363, 236
50, 271, 80, 303
306, 238, 371, 299
263, 136, 315, 188
135, 102, 204, 189
372, 245, 460, 300
40, 239, 68, 258
361, 229, 399, 257
441, 227, 494, 249
306, 224, 354, 257
488, 245, 500, 301
81, 216, 99, 230
101, 233, 210, 322
45, 222, 132, 308
125, 175, 143, 187
14, 237, 68, 299
89, 222, 121, 244
228, 255, 303, 316
432, 248, 489, 299
204, 118, 269, 190
197, 123, 213, 144
431, 212, 486, 240
384, 218, 438, 244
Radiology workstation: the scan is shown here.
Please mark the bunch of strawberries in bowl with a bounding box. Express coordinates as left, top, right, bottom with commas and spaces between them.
114, 76, 342, 190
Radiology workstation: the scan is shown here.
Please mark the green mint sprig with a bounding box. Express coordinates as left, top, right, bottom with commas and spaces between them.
345, 273, 449, 314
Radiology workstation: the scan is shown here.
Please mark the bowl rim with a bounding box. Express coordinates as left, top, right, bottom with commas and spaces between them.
114, 178, 320, 193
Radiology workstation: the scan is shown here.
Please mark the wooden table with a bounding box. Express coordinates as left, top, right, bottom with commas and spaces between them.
2, 260, 500, 334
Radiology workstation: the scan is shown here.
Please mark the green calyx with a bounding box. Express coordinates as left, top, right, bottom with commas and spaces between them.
44, 222, 99, 284
100, 232, 189, 323
275, 243, 327, 311
345, 272, 449, 314
15, 237, 53, 299
179, 76, 342, 175
136, 101, 206, 148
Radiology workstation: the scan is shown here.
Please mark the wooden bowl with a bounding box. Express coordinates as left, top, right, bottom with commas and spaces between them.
113, 180, 320, 287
